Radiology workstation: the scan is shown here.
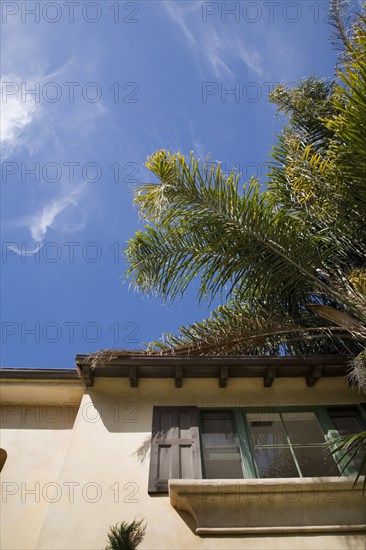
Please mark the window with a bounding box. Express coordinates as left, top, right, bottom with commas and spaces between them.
148, 405, 366, 493
201, 410, 243, 479
328, 407, 365, 472
242, 409, 341, 478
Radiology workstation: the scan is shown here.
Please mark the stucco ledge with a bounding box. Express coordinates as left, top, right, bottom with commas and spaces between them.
168, 477, 366, 535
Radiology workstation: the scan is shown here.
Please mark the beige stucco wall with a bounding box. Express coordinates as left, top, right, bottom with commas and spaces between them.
1, 376, 365, 549
0, 380, 83, 550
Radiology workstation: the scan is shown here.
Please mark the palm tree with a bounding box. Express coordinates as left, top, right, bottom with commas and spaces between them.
125, 2, 366, 370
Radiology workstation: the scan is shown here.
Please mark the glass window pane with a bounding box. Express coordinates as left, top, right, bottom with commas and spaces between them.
349, 447, 366, 471
247, 412, 287, 445
330, 410, 363, 436
294, 447, 339, 477
202, 411, 238, 447
283, 412, 325, 444
204, 447, 244, 478
253, 447, 299, 478
201, 411, 243, 479
329, 410, 365, 471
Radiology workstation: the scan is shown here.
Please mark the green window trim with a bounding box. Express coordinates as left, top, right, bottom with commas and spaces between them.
199, 405, 366, 480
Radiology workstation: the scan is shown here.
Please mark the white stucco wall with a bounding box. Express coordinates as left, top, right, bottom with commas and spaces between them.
1, 376, 365, 549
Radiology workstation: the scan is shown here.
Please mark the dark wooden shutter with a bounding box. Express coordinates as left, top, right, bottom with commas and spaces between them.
148, 406, 202, 494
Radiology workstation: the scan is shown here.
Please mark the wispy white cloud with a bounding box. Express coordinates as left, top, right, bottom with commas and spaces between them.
162, 1, 264, 78
0, 74, 41, 158
6, 185, 87, 255
231, 36, 264, 76
201, 27, 235, 78
0, 60, 78, 158
1, 18, 109, 260
0, 14, 77, 158
189, 120, 205, 159
29, 187, 86, 243
163, 1, 195, 45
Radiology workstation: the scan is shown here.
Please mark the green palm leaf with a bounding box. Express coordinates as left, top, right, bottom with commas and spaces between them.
329, 431, 366, 492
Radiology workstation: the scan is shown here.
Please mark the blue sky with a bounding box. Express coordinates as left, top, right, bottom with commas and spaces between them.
0, 0, 357, 369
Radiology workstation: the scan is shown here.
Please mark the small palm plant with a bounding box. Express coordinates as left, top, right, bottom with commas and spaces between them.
105, 519, 146, 550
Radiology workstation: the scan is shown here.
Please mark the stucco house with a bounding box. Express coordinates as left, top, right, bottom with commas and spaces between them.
0, 354, 365, 549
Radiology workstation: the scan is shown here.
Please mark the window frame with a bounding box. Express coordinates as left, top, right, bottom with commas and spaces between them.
199, 409, 246, 479
199, 405, 366, 480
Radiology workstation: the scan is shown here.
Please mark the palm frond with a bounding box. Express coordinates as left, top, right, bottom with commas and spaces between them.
327, 6, 366, 215
127, 151, 366, 327
145, 299, 360, 356
348, 349, 366, 391
329, 431, 366, 492
105, 519, 146, 550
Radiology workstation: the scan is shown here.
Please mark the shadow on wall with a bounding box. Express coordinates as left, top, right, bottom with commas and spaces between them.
0, 404, 78, 430
133, 435, 151, 465
85, 389, 152, 433
85, 390, 153, 466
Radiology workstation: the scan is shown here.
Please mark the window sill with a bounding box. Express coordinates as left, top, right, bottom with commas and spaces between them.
169, 477, 366, 535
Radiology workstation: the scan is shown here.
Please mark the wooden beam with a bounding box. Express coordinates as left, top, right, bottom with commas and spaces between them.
264, 366, 276, 388
78, 366, 94, 387
219, 366, 229, 388
306, 366, 322, 387
129, 365, 138, 387
175, 366, 183, 388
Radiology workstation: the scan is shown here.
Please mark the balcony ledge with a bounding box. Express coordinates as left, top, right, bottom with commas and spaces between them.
169, 477, 366, 535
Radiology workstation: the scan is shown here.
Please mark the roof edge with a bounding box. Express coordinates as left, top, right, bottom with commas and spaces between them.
75, 354, 354, 389
0, 368, 81, 381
